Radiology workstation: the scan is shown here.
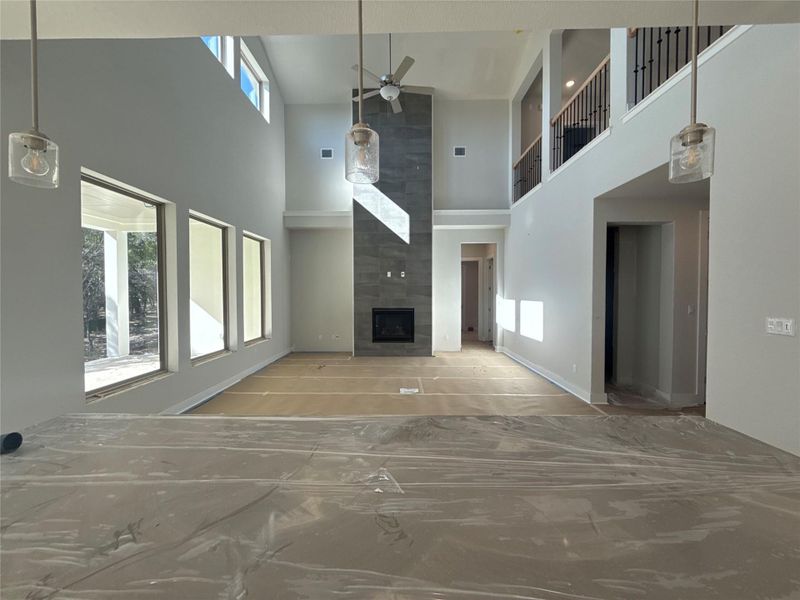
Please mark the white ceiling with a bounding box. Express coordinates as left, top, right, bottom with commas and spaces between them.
262, 31, 534, 103
2, 1, 799, 40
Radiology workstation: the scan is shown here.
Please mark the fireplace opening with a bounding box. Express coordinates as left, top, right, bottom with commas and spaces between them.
372, 308, 414, 343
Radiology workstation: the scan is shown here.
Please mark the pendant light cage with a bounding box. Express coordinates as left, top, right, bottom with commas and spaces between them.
669, 0, 714, 184
345, 0, 379, 184
8, 0, 59, 189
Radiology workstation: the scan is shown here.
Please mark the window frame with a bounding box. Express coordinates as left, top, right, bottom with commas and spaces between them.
81, 174, 169, 400
239, 41, 270, 122
189, 213, 231, 364
242, 232, 267, 344
201, 35, 235, 77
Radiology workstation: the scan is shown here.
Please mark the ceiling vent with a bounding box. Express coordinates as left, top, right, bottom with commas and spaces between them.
320, 148, 334, 159
453, 146, 466, 157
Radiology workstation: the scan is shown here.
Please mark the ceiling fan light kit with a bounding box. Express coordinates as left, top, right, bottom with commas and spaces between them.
8, 0, 60, 189
345, 0, 379, 184
351, 32, 432, 114
669, 0, 715, 184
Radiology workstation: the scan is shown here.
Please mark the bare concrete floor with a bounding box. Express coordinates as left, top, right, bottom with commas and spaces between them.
194, 341, 705, 417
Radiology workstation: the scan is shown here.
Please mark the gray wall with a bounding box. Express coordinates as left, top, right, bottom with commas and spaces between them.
0, 37, 290, 429
290, 229, 353, 351
353, 93, 432, 356
285, 103, 352, 211
434, 98, 510, 210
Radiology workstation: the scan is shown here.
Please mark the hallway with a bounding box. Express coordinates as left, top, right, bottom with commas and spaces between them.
194, 342, 703, 417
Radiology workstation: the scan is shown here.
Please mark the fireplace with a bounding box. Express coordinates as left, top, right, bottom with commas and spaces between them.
372, 308, 414, 343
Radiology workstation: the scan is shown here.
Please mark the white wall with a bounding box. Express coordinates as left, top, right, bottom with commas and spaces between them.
285, 103, 352, 211
433, 228, 505, 352
0, 37, 290, 430
503, 25, 799, 453
290, 229, 353, 351
434, 99, 510, 210
705, 26, 800, 455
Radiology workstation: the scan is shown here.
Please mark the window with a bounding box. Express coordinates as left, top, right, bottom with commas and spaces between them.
240, 42, 270, 122
81, 176, 166, 395
190, 215, 229, 360
242, 233, 271, 342
201, 35, 234, 77
201, 35, 222, 61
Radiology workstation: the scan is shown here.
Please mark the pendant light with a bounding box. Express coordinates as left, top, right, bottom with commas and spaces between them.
8, 0, 59, 189
669, 0, 715, 184
345, 0, 379, 184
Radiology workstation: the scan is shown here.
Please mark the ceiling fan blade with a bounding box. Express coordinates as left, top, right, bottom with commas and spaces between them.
352, 89, 382, 102
392, 56, 415, 83
351, 64, 382, 84
390, 98, 403, 114
401, 85, 434, 95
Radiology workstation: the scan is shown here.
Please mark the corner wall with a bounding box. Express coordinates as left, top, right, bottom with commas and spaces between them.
0, 37, 290, 429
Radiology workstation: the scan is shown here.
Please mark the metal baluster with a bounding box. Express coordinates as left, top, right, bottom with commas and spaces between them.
648, 27, 654, 94
604, 64, 609, 130
685, 24, 689, 65
675, 26, 681, 73
633, 28, 640, 105
665, 27, 671, 80
640, 28, 647, 100
656, 27, 662, 86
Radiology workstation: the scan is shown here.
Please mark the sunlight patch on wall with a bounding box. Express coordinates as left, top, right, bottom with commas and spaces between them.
353, 184, 410, 244
520, 300, 544, 342
496, 295, 516, 333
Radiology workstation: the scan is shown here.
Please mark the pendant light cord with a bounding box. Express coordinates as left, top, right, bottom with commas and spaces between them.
30, 0, 39, 132
357, 0, 364, 124
389, 33, 392, 73
690, 0, 698, 125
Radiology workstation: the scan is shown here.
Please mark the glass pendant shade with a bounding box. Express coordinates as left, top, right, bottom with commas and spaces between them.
345, 124, 379, 184
8, 131, 59, 189
669, 123, 715, 184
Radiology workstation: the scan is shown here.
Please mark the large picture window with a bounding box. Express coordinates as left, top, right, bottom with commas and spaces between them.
81, 176, 165, 395
242, 233, 269, 343
190, 216, 228, 359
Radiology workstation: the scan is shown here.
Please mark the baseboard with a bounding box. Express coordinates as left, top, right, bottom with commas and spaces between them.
498, 346, 591, 403
161, 347, 293, 415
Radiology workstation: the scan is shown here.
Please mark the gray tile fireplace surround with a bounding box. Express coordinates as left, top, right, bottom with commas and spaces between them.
353, 92, 432, 356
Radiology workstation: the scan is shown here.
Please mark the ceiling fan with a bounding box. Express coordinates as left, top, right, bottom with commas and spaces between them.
352, 34, 433, 114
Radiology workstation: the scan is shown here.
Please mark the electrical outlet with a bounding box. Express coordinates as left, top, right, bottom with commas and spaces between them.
572, 364, 577, 374
386, 271, 391, 278
766, 317, 795, 336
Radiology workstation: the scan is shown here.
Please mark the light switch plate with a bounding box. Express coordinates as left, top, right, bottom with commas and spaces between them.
766, 317, 795, 336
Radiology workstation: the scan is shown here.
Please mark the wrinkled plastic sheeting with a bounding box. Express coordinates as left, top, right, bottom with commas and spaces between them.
364, 467, 404, 494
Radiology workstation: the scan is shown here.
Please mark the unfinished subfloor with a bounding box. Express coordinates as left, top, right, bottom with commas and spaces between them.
2, 414, 798, 598
194, 341, 704, 417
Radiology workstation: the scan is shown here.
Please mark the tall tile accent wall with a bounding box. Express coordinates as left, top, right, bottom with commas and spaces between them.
353, 93, 432, 356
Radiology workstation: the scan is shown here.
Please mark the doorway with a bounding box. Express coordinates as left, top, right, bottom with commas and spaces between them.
605, 224, 669, 405
461, 261, 479, 341
460, 243, 498, 348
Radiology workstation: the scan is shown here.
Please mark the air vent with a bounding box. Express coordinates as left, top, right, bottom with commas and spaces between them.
453, 146, 466, 157
320, 148, 334, 159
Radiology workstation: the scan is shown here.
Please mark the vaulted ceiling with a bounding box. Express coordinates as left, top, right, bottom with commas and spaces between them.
262, 31, 534, 103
